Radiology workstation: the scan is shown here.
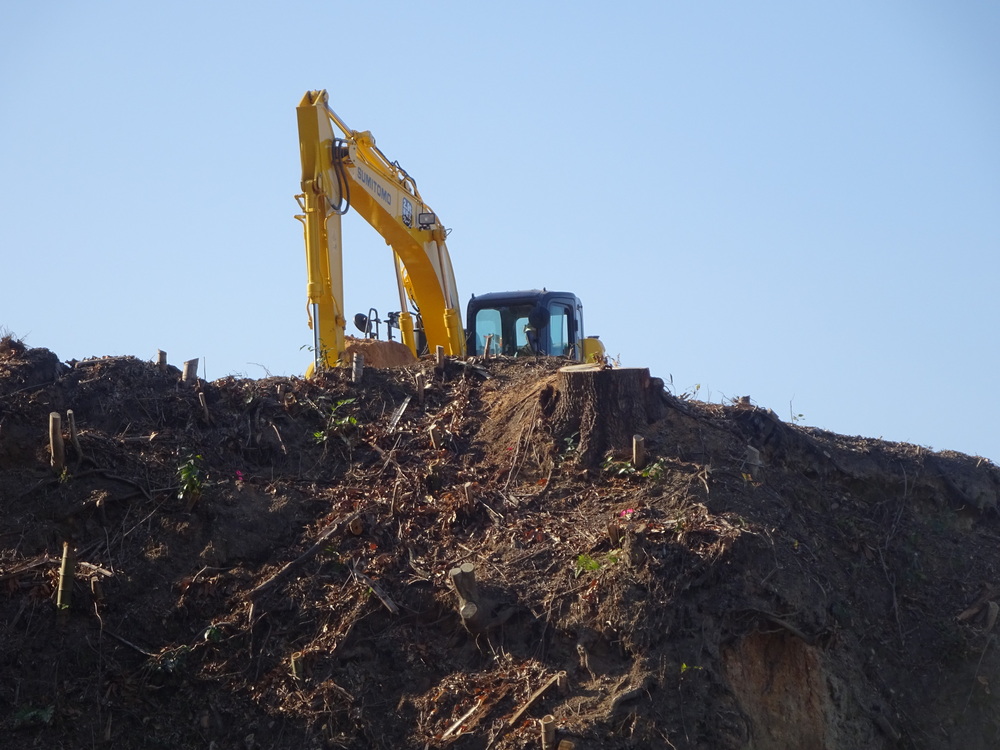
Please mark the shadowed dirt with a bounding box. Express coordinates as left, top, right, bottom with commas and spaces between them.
2, 334, 1000, 749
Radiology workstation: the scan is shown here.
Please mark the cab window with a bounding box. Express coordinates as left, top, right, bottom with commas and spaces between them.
473, 308, 502, 355
548, 303, 574, 356
473, 303, 537, 355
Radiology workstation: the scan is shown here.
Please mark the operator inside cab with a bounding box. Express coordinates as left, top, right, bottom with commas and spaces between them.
517, 304, 548, 356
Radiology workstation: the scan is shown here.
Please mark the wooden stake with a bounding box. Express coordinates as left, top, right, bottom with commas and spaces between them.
607, 520, 623, 547
449, 562, 484, 629
182, 358, 198, 384
57, 541, 75, 615
632, 434, 646, 470
429, 424, 443, 450
484, 334, 494, 359
49, 412, 64, 473
198, 392, 211, 423
435, 345, 445, 372
66, 409, 84, 462
352, 353, 364, 384
745, 445, 763, 479
556, 671, 569, 694
540, 714, 556, 750
415, 371, 426, 406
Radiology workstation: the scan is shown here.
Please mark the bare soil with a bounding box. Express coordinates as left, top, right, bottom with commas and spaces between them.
2, 334, 1000, 749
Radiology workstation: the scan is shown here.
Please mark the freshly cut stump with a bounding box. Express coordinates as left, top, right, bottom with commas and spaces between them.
547, 365, 664, 466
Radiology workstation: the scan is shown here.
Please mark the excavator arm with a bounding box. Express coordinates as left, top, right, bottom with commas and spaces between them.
295, 90, 465, 371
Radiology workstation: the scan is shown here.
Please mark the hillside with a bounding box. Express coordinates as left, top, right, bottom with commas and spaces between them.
2, 335, 1000, 749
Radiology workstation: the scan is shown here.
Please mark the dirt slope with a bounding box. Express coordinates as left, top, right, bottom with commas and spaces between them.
2, 335, 1000, 749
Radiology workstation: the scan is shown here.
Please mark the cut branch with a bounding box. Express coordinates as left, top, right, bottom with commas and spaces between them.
352, 569, 399, 615
248, 514, 355, 604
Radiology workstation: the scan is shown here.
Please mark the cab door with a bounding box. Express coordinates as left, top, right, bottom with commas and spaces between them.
546, 301, 575, 357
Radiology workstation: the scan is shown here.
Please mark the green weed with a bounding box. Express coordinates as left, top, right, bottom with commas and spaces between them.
314, 398, 359, 445
575, 553, 602, 577
177, 454, 204, 503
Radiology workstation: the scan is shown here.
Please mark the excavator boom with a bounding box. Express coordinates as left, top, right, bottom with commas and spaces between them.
295, 90, 465, 371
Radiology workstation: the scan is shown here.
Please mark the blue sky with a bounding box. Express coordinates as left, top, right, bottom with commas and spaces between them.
2, 1, 999, 460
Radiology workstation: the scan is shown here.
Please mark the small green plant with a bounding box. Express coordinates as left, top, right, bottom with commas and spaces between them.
148, 645, 191, 675
314, 398, 359, 445
680, 662, 703, 675
789, 400, 804, 424
666, 374, 702, 401
559, 432, 579, 462
575, 553, 602, 577
11, 705, 54, 729
202, 625, 222, 643
600, 456, 666, 480
639, 458, 667, 479
177, 454, 204, 503
601, 456, 636, 476
300, 342, 339, 373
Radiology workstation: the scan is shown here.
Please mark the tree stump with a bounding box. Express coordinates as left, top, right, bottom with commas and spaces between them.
449, 562, 485, 630
547, 365, 664, 467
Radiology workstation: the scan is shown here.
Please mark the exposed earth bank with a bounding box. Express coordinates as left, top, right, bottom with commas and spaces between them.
2, 335, 1000, 749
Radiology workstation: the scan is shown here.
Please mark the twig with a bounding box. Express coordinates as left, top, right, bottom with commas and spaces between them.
248, 514, 355, 604
504, 403, 539, 491
962, 634, 995, 715
754, 610, 816, 645
388, 396, 412, 431
958, 584, 1000, 622
271, 423, 288, 454
104, 629, 156, 657
365, 437, 408, 483
697, 467, 711, 496
78, 561, 113, 578
877, 546, 905, 647
67, 410, 85, 463
442, 696, 486, 739
21, 468, 153, 502
508, 672, 566, 726
352, 568, 399, 615
0, 555, 55, 581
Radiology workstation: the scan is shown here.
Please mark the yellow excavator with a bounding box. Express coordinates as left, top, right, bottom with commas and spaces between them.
295, 90, 604, 373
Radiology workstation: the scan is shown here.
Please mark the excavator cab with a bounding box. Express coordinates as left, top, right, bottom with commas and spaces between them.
466, 290, 604, 362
